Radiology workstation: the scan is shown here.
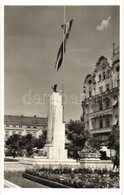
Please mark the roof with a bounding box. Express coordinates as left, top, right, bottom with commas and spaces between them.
4, 115, 48, 126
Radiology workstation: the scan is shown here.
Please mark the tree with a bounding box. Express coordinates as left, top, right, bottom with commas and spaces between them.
108, 126, 119, 153
66, 120, 91, 153
35, 129, 47, 149
6, 134, 22, 151
5, 133, 37, 157
22, 133, 37, 157
5, 134, 23, 156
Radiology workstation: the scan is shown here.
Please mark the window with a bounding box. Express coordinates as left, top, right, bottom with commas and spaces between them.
18, 131, 22, 135
114, 95, 117, 100
106, 117, 110, 127
106, 100, 110, 108
6, 125, 9, 127
99, 74, 101, 82
99, 102, 103, 111
117, 79, 119, 86
89, 91, 92, 97
33, 126, 36, 129
5, 131, 9, 138
116, 66, 119, 72
19, 125, 22, 128
102, 63, 106, 69
99, 86, 103, 93
107, 69, 111, 78
99, 119, 103, 128
101, 135, 108, 141
103, 72, 106, 80
88, 80, 92, 84
13, 125, 16, 127
27, 126, 31, 128
12, 131, 15, 135
106, 84, 110, 91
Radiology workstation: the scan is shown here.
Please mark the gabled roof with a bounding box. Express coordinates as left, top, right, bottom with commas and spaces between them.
4, 115, 48, 126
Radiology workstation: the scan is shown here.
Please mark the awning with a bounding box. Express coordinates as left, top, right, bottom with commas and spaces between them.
112, 99, 118, 106
113, 118, 118, 125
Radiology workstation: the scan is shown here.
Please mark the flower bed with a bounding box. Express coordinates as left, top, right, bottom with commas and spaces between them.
24, 165, 119, 188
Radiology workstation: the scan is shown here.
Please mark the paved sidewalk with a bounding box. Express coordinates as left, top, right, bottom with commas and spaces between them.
4, 162, 27, 171
4, 156, 33, 171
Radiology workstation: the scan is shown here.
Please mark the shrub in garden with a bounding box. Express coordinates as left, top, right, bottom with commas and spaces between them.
24, 165, 119, 188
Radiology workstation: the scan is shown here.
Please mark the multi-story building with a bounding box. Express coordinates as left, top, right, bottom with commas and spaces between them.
4, 115, 48, 141
81, 44, 119, 143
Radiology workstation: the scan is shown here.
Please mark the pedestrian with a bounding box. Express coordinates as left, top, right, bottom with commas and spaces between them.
113, 154, 119, 171
12, 149, 16, 158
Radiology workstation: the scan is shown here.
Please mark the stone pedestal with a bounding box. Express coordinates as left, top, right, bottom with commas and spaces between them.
80, 153, 113, 170
45, 92, 67, 160
80, 159, 113, 170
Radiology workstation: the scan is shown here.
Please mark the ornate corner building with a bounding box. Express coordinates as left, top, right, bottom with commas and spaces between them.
81, 44, 119, 142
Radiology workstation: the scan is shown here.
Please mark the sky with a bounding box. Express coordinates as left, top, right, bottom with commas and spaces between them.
4, 6, 119, 122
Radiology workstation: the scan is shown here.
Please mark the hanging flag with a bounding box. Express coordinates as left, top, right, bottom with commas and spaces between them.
55, 40, 66, 71
55, 19, 74, 71
61, 19, 74, 39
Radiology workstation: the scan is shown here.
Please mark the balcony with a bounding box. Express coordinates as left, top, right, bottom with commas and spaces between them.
90, 107, 112, 118
90, 126, 112, 134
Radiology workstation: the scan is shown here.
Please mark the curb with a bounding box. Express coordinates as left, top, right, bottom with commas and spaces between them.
23, 173, 70, 188
4, 179, 21, 188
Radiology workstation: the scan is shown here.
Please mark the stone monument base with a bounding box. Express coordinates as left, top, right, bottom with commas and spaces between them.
80, 158, 113, 170
44, 143, 68, 160
19, 157, 80, 168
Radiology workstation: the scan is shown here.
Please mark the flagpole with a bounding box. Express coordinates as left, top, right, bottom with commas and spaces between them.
62, 6, 66, 123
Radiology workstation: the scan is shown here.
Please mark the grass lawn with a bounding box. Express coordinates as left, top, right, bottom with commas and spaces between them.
4, 158, 19, 162
4, 171, 48, 188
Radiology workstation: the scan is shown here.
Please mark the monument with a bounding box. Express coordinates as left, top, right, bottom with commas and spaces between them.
45, 92, 68, 160
20, 91, 79, 167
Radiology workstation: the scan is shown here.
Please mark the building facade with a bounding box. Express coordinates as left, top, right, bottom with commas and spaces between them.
81, 44, 119, 142
4, 115, 48, 140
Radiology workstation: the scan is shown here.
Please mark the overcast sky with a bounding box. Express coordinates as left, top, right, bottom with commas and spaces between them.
4, 6, 119, 122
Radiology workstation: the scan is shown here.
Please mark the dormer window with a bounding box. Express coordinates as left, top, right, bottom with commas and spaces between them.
103, 72, 106, 80
102, 63, 106, 69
